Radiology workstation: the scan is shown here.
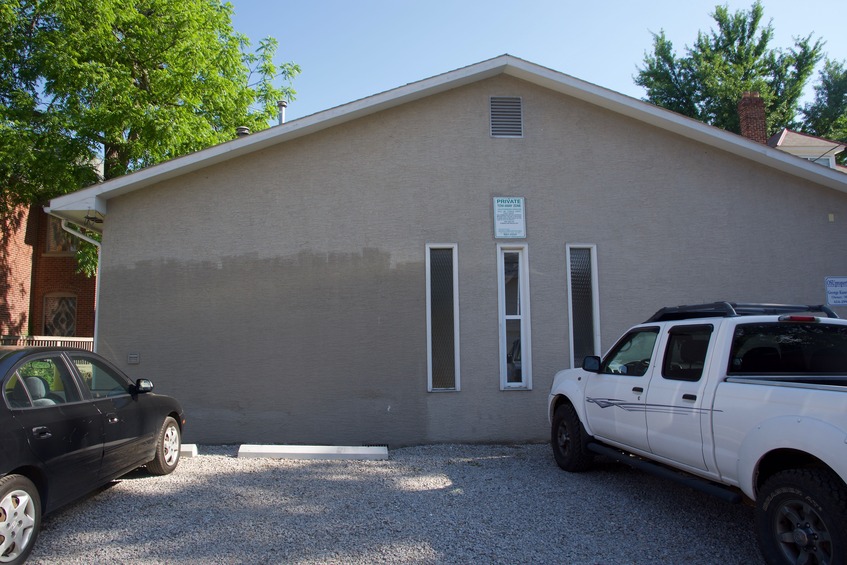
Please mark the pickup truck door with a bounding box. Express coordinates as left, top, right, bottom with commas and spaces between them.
584, 327, 659, 453
644, 323, 714, 472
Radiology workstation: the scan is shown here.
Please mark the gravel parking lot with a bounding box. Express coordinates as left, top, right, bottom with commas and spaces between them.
28, 443, 764, 564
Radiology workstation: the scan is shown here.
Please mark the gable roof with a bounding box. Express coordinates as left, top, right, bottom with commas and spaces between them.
47, 54, 847, 233
768, 128, 846, 160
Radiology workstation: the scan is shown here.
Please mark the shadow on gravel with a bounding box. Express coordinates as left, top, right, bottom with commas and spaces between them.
28, 444, 764, 565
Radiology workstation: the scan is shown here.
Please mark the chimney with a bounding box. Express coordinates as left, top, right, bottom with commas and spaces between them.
277, 100, 288, 125
738, 91, 767, 144
236, 126, 250, 137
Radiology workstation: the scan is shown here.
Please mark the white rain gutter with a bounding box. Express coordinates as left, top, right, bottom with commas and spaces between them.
60, 220, 101, 352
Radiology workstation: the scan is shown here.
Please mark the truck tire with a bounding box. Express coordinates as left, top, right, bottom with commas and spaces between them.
551, 403, 594, 472
756, 468, 847, 565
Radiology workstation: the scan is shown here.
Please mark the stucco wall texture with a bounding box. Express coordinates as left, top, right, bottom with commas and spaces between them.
94, 75, 847, 446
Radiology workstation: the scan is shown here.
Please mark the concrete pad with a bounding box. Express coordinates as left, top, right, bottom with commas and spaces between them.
237, 444, 388, 460
180, 444, 198, 458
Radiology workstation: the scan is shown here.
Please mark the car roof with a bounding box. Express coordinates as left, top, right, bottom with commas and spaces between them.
0, 346, 93, 366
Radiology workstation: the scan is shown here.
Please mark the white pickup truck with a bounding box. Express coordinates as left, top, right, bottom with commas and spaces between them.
548, 302, 847, 565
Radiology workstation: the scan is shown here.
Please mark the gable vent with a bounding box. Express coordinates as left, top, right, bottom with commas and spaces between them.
490, 96, 523, 138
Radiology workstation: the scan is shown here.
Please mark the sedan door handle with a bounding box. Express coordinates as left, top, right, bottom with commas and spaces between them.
682, 394, 697, 401
632, 387, 644, 394
32, 426, 52, 439
106, 413, 120, 424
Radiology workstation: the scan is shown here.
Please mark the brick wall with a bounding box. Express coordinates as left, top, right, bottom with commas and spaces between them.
738, 91, 768, 144
1, 206, 96, 337
0, 206, 34, 334
30, 210, 96, 336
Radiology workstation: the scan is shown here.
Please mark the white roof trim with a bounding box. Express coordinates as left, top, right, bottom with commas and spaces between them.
47, 54, 847, 231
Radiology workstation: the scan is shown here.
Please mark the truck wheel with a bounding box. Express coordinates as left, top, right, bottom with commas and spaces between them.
756, 468, 847, 565
551, 403, 593, 472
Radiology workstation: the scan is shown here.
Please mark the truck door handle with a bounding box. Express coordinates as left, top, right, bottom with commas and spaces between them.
682, 394, 697, 401
32, 426, 52, 439
632, 387, 643, 393
106, 413, 120, 424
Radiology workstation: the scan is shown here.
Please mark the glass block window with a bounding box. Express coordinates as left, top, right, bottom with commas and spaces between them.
426, 245, 459, 391
44, 294, 77, 336
567, 245, 600, 367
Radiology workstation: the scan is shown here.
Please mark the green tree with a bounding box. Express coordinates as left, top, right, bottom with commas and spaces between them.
635, 1, 823, 136
801, 59, 847, 156
1, 0, 299, 272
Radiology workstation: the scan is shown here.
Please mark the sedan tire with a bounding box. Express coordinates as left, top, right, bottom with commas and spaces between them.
146, 416, 181, 476
0, 474, 40, 565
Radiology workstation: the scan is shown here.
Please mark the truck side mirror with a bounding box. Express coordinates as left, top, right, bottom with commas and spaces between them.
582, 356, 601, 373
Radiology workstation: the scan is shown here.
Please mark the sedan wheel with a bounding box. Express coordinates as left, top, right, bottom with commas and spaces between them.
0, 475, 40, 565
146, 416, 181, 475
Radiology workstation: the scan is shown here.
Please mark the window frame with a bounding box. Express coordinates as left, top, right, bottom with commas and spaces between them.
497, 243, 531, 390
44, 215, 76, 255
661, 324, 714, 382
3, 354, 84, 409
68, 352, 133, 399
599, 327, 660, 377
426, 244, 460, 392
566, 244, 601, 368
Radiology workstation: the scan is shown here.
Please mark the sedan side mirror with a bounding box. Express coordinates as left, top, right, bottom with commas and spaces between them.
133, 379, 154, 394
582, 356, 601, 373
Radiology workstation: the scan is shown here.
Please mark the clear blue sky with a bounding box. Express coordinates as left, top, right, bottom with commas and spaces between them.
229, 0, 846, 122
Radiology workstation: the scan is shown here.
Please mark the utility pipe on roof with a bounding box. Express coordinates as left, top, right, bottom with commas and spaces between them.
60, 219, 101, 353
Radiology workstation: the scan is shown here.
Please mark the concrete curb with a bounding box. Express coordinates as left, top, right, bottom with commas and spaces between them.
237, 444, 389, 460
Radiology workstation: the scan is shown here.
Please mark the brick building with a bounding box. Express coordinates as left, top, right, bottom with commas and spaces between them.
1, 205, 96, 337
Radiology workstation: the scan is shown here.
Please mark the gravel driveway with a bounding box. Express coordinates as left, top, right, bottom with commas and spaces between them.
28, 443, 764, 564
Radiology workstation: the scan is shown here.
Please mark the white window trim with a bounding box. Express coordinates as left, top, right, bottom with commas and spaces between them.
566, 244, 601, 367
426, 244, 460, 392
497, 243, 531, 390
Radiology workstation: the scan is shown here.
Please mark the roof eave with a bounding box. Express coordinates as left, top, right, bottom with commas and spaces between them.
46, 54, 847, 228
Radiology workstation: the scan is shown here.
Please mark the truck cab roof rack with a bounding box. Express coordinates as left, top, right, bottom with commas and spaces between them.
645, 302, 839, 323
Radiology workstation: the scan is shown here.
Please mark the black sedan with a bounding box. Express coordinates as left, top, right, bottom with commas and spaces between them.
0, 347, 184, 564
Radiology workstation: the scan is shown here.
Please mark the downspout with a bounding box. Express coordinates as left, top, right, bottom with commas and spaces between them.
60, 220, 101, 353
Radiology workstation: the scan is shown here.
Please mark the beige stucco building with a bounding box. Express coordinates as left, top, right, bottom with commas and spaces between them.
47, 56, 847, 446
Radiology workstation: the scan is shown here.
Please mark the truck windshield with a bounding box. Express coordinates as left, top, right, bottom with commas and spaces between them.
729, 322, 847, 374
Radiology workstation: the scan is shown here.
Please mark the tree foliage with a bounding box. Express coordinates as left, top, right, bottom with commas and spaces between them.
0, 0, 299, 213
635, 1, 824, 136
801, 59, 847, 148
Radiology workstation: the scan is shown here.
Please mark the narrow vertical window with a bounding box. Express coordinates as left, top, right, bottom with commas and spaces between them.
427, 245, 459, 391
567, 245, 600, 367
498, 244, 531, 389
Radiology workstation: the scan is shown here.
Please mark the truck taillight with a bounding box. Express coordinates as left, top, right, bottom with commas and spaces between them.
778, 315, 819, 322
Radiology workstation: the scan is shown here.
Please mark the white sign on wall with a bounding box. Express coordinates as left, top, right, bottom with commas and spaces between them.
825, 276, 847, 306
493, 197, 526, 239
